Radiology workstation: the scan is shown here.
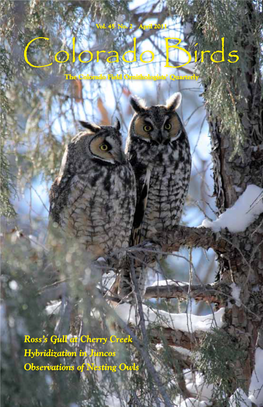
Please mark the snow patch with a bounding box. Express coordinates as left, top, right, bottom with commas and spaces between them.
200, 185, 263, 233
104, 395, 122, 407
229, 388, 252, 407
101, 269, 116, 290
45, 300, 62, 316
150, 279, 188, 287
115, 304, 225, 333
249, 347, 263, 406
178, 399, 211, 407
234, 185, 243, 193
174, 370, 214, 405
184, 370, 214, 401
230, 283, 241, 307
171, 346, 192, 357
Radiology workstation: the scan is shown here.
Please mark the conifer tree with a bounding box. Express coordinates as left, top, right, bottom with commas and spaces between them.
1, 1, 262, 406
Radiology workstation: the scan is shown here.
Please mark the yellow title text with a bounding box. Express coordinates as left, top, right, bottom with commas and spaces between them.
24, 37, 239, 69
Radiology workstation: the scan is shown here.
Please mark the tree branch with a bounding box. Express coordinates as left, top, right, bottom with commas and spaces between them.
150, 326, 202, 350
123, 226, 229, 268
104, 282, 232, 305
144, 282, 232, 304
156, 225, 229, 254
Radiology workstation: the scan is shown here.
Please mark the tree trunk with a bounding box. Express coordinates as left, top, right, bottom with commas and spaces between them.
206, 1, 263, 388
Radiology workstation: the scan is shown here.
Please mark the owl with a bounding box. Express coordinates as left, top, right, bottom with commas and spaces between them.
126, 92, 191, 244
119, 93, 191, 298
49, 120, 136, 262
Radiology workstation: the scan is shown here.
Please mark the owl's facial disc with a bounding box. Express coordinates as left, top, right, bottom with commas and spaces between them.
166, 115, 182, 142
134, 116, 153, 142
133, 114, 182, 144
89, 135, 125, 164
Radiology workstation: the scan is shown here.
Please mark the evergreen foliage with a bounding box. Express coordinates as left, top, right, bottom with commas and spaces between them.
1, 1, 262, 406
194, 329, 246, 404
167, 0, 263, 155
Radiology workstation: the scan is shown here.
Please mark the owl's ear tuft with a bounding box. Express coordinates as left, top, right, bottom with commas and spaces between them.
130, 96, 146, 113
115, 118, 121, 131
79, 121, 101, 133
166, 92, 182, 111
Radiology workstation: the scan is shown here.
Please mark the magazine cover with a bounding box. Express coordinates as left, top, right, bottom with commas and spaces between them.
1, 1, 263, 406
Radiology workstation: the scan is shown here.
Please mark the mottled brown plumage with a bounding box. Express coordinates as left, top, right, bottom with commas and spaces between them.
127, 93, 191, 242
49, 121, 136, 262
120, 93, 191, 296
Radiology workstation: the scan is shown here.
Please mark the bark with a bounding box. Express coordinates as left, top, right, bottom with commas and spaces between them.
203, 1, 263, 392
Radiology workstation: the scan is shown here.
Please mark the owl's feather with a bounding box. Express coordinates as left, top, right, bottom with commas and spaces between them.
121, 93, 192, 297
49, 124, 136, 262
127, 92, 191, 242
166, 92, 182, 111
132, 164, 151, 245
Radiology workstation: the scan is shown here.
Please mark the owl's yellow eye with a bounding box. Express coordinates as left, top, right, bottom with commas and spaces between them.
143, 125, 152, 132
164, 123, 172, 130
100, 143, 109, 151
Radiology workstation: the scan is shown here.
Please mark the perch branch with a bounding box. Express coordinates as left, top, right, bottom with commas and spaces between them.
156, 225, 228, 253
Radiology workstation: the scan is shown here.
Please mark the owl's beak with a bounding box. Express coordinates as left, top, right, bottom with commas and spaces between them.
112, 148, 126, 164
156, 131, 163, 144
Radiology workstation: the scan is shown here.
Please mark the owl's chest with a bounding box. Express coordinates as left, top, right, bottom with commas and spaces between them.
60, 167, 134, 256
135, 139, 190, 167
139, 145, 191, 233
142, 144, 190, 185
147, 164, 179, 202
68, 169, 127, 216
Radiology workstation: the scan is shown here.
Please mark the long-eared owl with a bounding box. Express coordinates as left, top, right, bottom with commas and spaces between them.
126, 93, 191, 244
49, 120, 136, 261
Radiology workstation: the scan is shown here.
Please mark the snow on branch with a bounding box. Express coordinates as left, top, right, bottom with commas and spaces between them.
121, 186, 262, 268
201, 185, 263, 233
115, 303, 225, 334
